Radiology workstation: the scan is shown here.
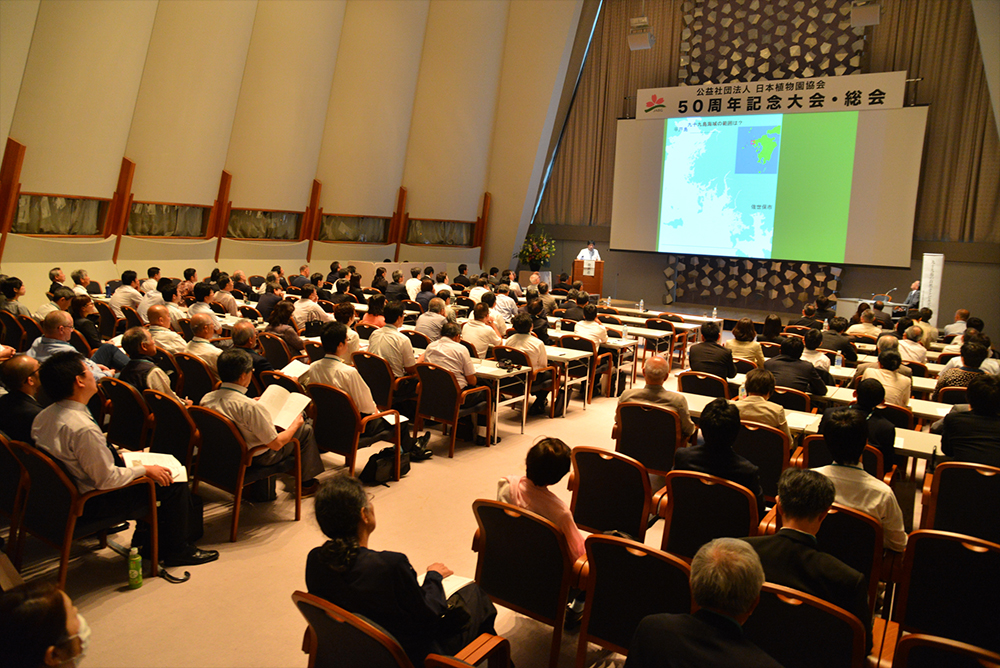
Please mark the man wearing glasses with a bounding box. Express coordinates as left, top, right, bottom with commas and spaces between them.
26, 311, 116, 379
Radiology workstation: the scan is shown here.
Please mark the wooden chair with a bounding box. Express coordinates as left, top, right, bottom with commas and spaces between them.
733, 357, 758, 374
98, 378, 152, 452
92, 300, 120, 340
239, 305, 261, 321
733, 420, 792, 504
891, 634, 1000, 668
0, 434, 28, 563
557, 318, 576, 332
261, 370, 308, 396
471, 500, 577, 668
568, 447, 652, 542
902, 360, 928, 378
559, 335, 613, 404
784, 325, 814, 336
574, 535, 691, 668
816, 504, 884, 616
0, 310, 25, 350
151, 346, 182, 392
307, 383, 401, 479
919, 462, 1000, 543
760, 341, 781, 358
657, 471, 758, 561
597, 314, 622, 326
677, 370, 729, 399
248, 274, 265, 289
936, 386, 968, 405
413, 364, 491, 458
174, 352, 218, 404
878, 403, 915, 430
302, 340, 325, 363
491, 346, 560, 419
356, 323, 378, 340
6, 439, 159, 589
177, 317, 194, 342
402, 329, 431, 350
17, 315, 42, 348
743, 583, 867, 668
188, 406, 302, 542
291, 590, 511, 668
143, 389, 199, 473
641, 318, 676, 365
260, 331, 294, 368
771, 385, 812, 412
793, 434, 833, 468
614, 403, 684, 477
69, 329, 93, 357
353, 351, 417, 411
935, 352, 960, 365
121, 305, 143, 329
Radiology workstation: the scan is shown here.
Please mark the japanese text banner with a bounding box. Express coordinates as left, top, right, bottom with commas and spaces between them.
637, 71, 907, 119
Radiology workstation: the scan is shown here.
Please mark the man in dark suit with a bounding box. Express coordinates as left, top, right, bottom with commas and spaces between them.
290, 264, 312, 288
0, 354, 43, 443
231, 270, 253, 297
232, 320, 273, 398
871, 301, 894, 329
820, 317, 858, 363
939, 374, 1000, 467
562, 293, 589, 321
270, 265, 289, 289
744, 468, 872, 653
311, 273, 333, 302
325, 261, 341, 284
789, 304, 824, 329
329, 279, 353, 305
764, 336, 828, 396
626, 537, 782, 668
554, 272, 573, 291
814, 296, 837, 323
819, 379, 896, 468
688, 321, 736, 379
256, 281, 283, 320
673, 398, 765, 517
384, 270, 408, 302
454, 263, 471, 287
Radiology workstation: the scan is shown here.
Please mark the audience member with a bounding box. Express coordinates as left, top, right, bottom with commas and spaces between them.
118, 327, 187, 403
231, 319, 272, 396
501, 269, 523, 297
756, 314, 785, 345
861, 350, 911, 406
939, 374, 1000, 467
48, 266, 68, 293
554, 273, 573, 291
290, 264, 311, 288
480, 292, 507, 335
814, 296, 837, 323
494, 284, 519, 323
852, 335, 912, 382
526, 298, 550, 344
934, 342, 988, 399
0, 354, 42, 443
896, 325, 926, 364
347, 271, 367, 305
146, 304, 186, 354
725, 318, 765, 368
415, 298, 449, 342
185, 313, 223, 379
415, 279, 436, 312
689, 321, 737, 379
943, 309, 970, 337
32, 286, 74, 322
231, 270, 252, 296
0, 582, 91, 668
136, 277, 169, 323
202, 349, 323, 494
871, 300, 893, 329
405, 267, 423, 301
820, 316, 858, 363
821, 378, 897, 468
848, 302, 870, 326
789, 304, 823, 330
177, 267, 197, 298
538, 282, 557, 314
813, 407, 907, 552
673, 398, 765, 517
941, 331, 999, 375
743, 468, 872, 652
563, 293, 588, 321
360, 294, 386, 328
385, 270, 407, 301
256, 281, 283, 320
733, 368, 792, 444
325, 261, 341, 284
942, 316, 983, 352
845, 310, 881, 338
914, 307, 939, 348
213, 273, 239, 316
431, 271, 451, 298
505, 313, 554, 415
163, 285, 185, 331
28, 311, 114, 380
368, 302, 418, 396
109, 270, 143, 319
293, 284, 332, 330
453, 264, 471, 288
70, 268, 92, 296
619, 355, 696, 438
468, 277, 490, 304
462, 304, 501, 359
263, 301, 304, 354
764, 336, 827, 396
271, 265, 289, 289
801, 329, 832, 376
332, 303, 360, 363
188, 283, 221, 331
0, 276, 31, 317
140, 266, 160, 294
575, 304, 609, 346
626, 538, 780, 668
33, 351, 218, 566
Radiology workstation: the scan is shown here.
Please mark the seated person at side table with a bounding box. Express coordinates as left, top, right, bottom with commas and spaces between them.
462, 303, 501, 360
724, 317, 765, 368
871, 301, 894, 330
819, 378, 897, 468
293, 284, 332, 330
897, 326, 927, 364
941, 332, 1000, 376
744, 468, 872, 653
845, 309, 882, 339
852, 335, 912, 383
306, 475, 498, 666
505, 313, 555, 415
731, 368, 792, 445
788, 304, 824, 330
934, 342, 989, 400
625, 538, 781, 668
28, 311, 116, 380
763, 336, 827, 397
800, 328, 832, 376
33, 351, 218, 566
689, 321, 737, 379
813, 407, 908, 552
415, 297, 449, 342
0, 354, 42, 443
937, 374, 1000, 467
673, 398, 766, 518
32, 286, 74, 323
861, 350, 911, 407
618, 355, 696, 439
201, 348, 324, 495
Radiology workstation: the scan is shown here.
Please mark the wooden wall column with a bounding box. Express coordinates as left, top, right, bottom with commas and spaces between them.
110, 157, 136, 263
476, 191, 491, 267
210, 171, 233, 263
0, 138, 27, 263
391, 186, 407, 261
305, 179, 322, 262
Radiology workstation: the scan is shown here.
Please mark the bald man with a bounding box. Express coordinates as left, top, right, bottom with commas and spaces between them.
147, 304, 186, 354
232, 319, 272, 397
185, 313, 222, 379
618, 356, 697, 438
27, 311, 113, 380
0, 354, 43, 442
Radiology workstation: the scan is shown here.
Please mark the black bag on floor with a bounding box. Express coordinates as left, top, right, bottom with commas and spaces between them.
360, 447, 410, 485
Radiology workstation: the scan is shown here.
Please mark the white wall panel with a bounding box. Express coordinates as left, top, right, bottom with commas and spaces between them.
8, 0, 157, 197
0, 234, 117, 307
114, 237, 218, 283
316, 0, 429, 217
126, 0, 257, 205
0, 0, 40, 144
225, 0, 346, 212
484, 0, 582, 269
401, 0, 510, 220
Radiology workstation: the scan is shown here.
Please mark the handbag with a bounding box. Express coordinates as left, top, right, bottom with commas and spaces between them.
359, 447, 410, 485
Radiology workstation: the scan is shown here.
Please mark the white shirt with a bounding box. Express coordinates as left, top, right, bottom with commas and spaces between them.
432, 282, 452, 297
33, 400, 145, 493
462, 320, 501, 359
495, 294, 519, 323
188, 302, 221, 330
942, 356, 1000, 376
845, 322, 882, 338
166, 303, 185, 331
185, 337, 222, 378
575, 319, 608, 345
405, 278, 422, 301
292, 298, 331, 328
862, 367, 911, 406
504, 332, 547, 370
801, 349, 831, 372
109, 285, 142, 318
367, 325, 416, 378
942, 320, 967, 336
72, 285, 89, 296
344, 326, 360, 364
137, 290, 164, 323
141, 278, 158, 293
32, 301, 60, 322
201, 383, 276, 454
424, 336, 476, 389
149, 325, 186, 355
468, 286, 490, 304
814, 464, 907, 551
301, 354, 376, 414
577, 247, 601, 261
898, 338, 927, 364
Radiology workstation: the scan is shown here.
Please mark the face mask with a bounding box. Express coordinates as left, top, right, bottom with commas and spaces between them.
63, 613, 90, 666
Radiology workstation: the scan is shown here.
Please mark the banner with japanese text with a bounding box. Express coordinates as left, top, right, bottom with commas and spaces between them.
636, 71, 907, 119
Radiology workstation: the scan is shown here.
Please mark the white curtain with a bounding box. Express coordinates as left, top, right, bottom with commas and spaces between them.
226, 210, 300, 239
406, 220, 474, 246
15, 195, 102, 235
319, 216, 388, 243
128, 203, 208, 236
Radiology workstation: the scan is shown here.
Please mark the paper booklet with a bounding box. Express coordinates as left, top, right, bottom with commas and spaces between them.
257, 384, 312, 430
281, 358, 311, 379
416, 573, 474, 599
121, 451, 188, 483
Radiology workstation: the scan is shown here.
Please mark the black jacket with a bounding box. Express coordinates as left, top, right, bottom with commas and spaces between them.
688, 341, 737, 379
764, 355, 828, 396
673, 444, 765, 517
0, 391, 42, 444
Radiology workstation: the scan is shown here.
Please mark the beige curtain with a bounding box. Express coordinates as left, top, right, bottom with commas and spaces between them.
536, 0, 685, 227
866, 0, 999, 243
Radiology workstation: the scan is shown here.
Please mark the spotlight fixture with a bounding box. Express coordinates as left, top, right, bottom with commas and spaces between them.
628, 16, 655, 51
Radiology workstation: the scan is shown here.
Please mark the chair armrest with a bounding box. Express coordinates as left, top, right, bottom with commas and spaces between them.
595, 352, 613, 368
78, 474, 157, 508
921, 472, 934, 503
567, 470, 576, 492
391, 373, 418, 391
360, 409, 400, 426
471, 528, 482, 553
460, 384, 492, 404
881, 549, 904, 583
652, 485, 668, 512
884, 464, 898, 488
290, 354, 309, 364
450, 633, 511, 667
790, 445, 806, 468
758, 506, 780, 535
572, 555, 589, 589
247, 444, 273, 459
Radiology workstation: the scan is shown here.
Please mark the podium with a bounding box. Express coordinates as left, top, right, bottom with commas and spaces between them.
572, 259, 604, 296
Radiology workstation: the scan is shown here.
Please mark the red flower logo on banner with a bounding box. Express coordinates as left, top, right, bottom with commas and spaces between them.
644, 94, 666, 112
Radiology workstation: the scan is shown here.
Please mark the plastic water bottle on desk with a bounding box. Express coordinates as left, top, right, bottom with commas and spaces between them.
622, 324, 629, 339
606, 296, 611, 308
128, 547, 142, 589
639, 299, 644, 312
835, 354, 843, 368
712, 307, 717, 319
739, 384, 747, 400
556, 319, 562, 331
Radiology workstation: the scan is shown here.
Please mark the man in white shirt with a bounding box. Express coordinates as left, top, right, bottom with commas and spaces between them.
147, 304, 186, 354
801, 329, 831, 373
301, 321, 432, 459
462, 304, 501, 359
109, 270, 143, 319
422, 322, 477, 390
185, 313, 222, 380
162, 285, 185, 331
32, 286, 73, 322
188, 283, 221, 331
494, 284, 519, 324
501, 270, 523, 298
33, 349, 218, 566
432, 272, 452, 297
479, 292, 507, 337
136, 277, 168, 323
845, 310, 882, 339
214, 273, 240, 316
576, 241, 601, 261
505, 313, 555, 415
861, 350, 911, 407
943, 309, 970, 337
813, 407, 908, 552
332, 302, 360, 364
140, 266, 160, 294
914, 307, 939, 348
404, 267, 423, 301
292, 284, 331, 329
468, 278, 491, 304
575, 304, 609, 346
415, 298, 449, 342
70, 268, 92, 296
898, 326, 927, 364
367, 302, 418, 399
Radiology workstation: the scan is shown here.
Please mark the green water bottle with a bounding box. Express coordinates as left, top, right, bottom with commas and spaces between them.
128, 547, 143, 589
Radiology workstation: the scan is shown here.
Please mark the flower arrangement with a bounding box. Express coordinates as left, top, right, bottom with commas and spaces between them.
518, 227, 557, 267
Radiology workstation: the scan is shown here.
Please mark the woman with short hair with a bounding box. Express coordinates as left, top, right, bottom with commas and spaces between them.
724, 317, 765, 368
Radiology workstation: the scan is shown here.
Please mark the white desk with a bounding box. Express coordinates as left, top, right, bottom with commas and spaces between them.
471, 358, 532, 440
543, 346, 592, 415
824, 386, 953, 422
856, 342, 943, 363
676, 391, 821, 434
